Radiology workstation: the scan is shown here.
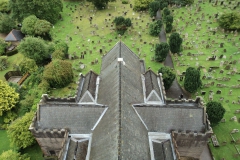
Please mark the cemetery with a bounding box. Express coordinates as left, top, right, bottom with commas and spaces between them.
0, 0, 239, 159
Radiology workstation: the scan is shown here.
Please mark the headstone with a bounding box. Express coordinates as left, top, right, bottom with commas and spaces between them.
225, 65, 231, 70
216, 90, 221, 94
201, 91, 206, 95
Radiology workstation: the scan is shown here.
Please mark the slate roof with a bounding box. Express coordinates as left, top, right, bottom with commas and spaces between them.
37, 104, 106, 134
153, 140, 174, 160
90, 42, 150, 159
134, 105, 206, 133
80, 71, 98, 99
5, 29, 25, 42
66, 138, 88, 160
144, 70, 161, 97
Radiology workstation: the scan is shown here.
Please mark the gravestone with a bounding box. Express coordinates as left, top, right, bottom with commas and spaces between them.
219, 70, 224, 74
225, 65, 231, 70
201, 91, 206, 95
219, 54, 223, 59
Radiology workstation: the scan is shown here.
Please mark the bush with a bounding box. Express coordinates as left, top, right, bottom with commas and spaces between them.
6, 49, 18, 56
218, 12, 240, 30
19, 58, 38, 74
158, 66, 176, 90
133, 0, 154, 11
113, 16, 132, 35
149, 20, 162, 36
43, 60, 73, 88
155, 42, 169, 62
149, 1, 160, 17
122, 0, 129, 4
206, 101, 226, 124
184, 67, 202, 93
165, 23, 173, 33
0, 56, 8, 71
169, 32, 182, 54
0, 0, 10, 13
0, 39, 7, 56
52, 49, 66, 60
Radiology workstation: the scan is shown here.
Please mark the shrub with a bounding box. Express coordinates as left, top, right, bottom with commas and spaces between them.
149, 20, 162, 36
218, 12, 240, 30
43, 60, 73, 88
113, 16, 132, 35
165, 23, 173, 33
122, 0, 129, 4
184, 67, 202, 93
0, 13, 15, 33
19, 58, 38, 74
206, 101, 226, 124
158, 66, 176, 90
169, 32, 182, 54
155, 42, 169, 62
6, 49, 18, 56
133, 0, 154, 11
0, 39, 7, 56
0, 56, 8, 71
0, 0, 10, 13
149, 1, 160, 17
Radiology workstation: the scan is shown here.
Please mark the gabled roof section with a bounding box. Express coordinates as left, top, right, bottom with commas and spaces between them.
80, 70, 98, 100
36, 104, 106, 134
134, 104, 206, 133
90, 41, 150, 159
144, 70, 161, 97
5, 29, 25, 42
79, 90, 95, 103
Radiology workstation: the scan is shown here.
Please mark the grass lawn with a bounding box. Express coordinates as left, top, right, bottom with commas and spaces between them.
0, 130, 14, 154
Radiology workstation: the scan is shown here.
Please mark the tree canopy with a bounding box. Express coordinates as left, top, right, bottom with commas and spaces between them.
7, 112, 35, 149
218, 12, 240, 30
17, 37, 50, 65
0, 150, 30, 160
113, 16, 132, 35
184, 67, 202, 93
149, 20, 162, 36
134, 0, 154, 11
87, 0, 116, 10
0, 80, 19, 116
0, 0, 10, 13
206, 101, 226, 124
43, 60, 73, 88
149, 1, 160, 17
0, 13, 15, 33
155, 42, 169, 62
0, 39, 7, 56
9, 0, 63, 24
158, 66, 176, 90
19, 58, 38, 74
169, 32, 182, 53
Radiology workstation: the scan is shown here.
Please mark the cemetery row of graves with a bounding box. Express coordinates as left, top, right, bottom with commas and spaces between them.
169, 1, 240, 159
50, 0, 240, 159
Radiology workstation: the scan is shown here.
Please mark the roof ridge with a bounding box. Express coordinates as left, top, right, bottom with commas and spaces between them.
118, 41, 122, 160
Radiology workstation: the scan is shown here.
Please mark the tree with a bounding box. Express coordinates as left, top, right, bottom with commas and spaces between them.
0, 150, 30, 160
0, 39, 7, 56
206, 101, 226, 124
218, 12, 240, 30
113, 16, 132, 35
34, 19, 51, 36
0, 80, 19, 116
17, 37, 50, 65
165, 23, 173, 33
155, 42, 169, 62
164, 15, 173, 24
19, 58, 38, 74
158, 66, 175, 90
133, 0, 154, 11
7, 112, 35, 149
0, 13, 15, 33
157, 0, 168, 10
149, 20, 162, 36
21, 15, 38, 36
52, 49, 65, 60
9, 0, 63, 24
87, 0, 116, 10
184, 67, 202, 93
0, 0, 10, 13
149, 1, 160, 17
169, 32, 182, 54
43, 60, 73, 88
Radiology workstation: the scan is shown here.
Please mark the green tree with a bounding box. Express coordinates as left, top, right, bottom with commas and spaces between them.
7, 112, 35, 149
0, 80, 19, 116
34, 19, 51, 36
113, 16, 132, 35
54, 40, 68, 55
169, 32, 182, 53
0, 150, 30, 160
9, 0, 63, 24
218, 12, 240, 30
165, 23, 173, 33
156, 0, 168, 10
158, 66, 175, 90
21, 15, 38, 36
19, 58, 38, 74
164, 15, 173, 24
43, 60, 73, 88
149, 1, 160, 17
184, 67, 202, 93
149, 20, 162, 36
0, 0, 10, 13
0, 39, 7, 56
133, 0, 154, 11
0, 13, 15, 33
155, 42, 169, 62
87, 0, 116, 10
206, 101, 226, 124
52, 49, 65, 60
17, 37, 50, 65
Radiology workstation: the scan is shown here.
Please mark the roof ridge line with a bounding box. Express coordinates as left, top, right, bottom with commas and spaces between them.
118, 41, 122, 160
